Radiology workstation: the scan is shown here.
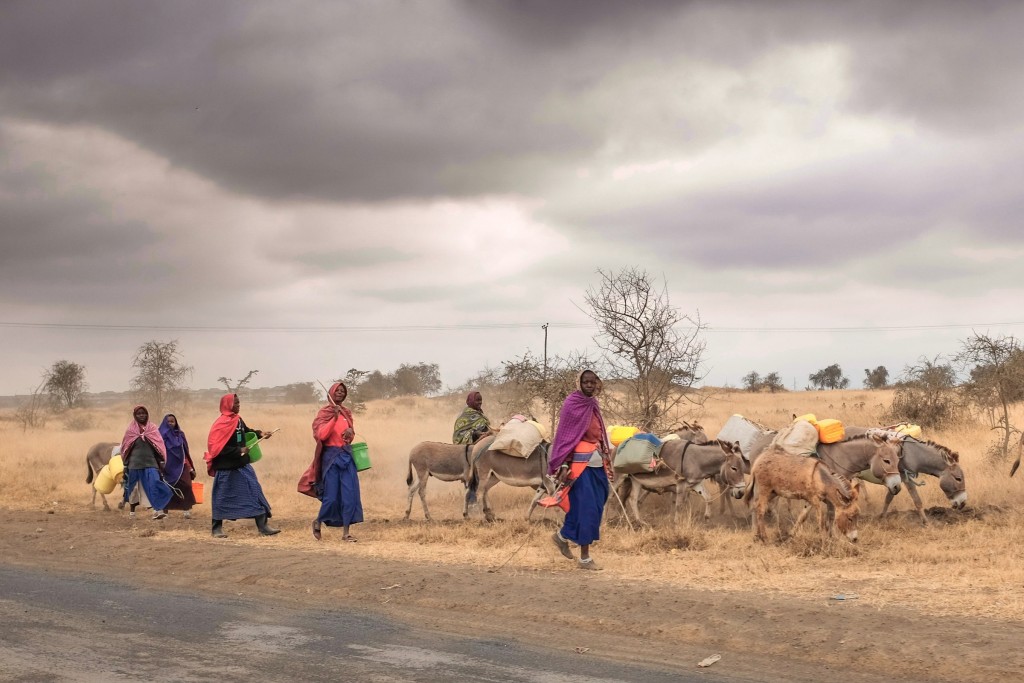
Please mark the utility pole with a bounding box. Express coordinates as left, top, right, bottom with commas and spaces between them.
542, 323, 549, 379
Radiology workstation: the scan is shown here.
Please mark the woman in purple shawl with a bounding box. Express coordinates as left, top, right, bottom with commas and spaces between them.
159, 414, 197, 518
549, 370, 611, 570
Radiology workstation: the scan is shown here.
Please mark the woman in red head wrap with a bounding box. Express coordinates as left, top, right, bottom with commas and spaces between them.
299, 382, 363, 542
204, 393, 278, 538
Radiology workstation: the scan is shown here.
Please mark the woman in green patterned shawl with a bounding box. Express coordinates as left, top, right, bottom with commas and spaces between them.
453, 391, 490, 445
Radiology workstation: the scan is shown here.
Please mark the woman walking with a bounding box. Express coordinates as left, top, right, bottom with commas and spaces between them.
300, 382, 363, 542
121, 405, 174, 520
204, 393, 278, 538
548, 370, 612, 570
159, 414, 197, 518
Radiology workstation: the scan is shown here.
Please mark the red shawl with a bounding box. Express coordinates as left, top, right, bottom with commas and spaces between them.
121, 405, 167, 466
204, 393, 240, 476
298, 382, 354, 498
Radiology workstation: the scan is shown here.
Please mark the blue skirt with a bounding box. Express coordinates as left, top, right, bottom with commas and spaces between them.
124, 468, 174, 511
317, 446, 363, 527
212, 465, 272, 521
560, 466, 609, 546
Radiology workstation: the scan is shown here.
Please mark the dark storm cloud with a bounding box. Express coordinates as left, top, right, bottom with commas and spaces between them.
3, 0, 1023, 207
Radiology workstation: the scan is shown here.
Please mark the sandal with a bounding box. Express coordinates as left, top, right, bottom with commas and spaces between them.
312, 520, 322, 541
342, 535, 358, 543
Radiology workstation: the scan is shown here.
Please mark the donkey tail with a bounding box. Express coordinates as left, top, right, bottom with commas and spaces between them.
406, 459, 414, 487
86, 458, 94, 484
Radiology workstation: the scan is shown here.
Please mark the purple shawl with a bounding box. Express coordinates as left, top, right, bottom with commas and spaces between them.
548, 390, 609, 475
159, 414, 191, 483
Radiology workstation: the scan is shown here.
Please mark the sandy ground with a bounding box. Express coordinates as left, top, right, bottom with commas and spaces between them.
2, 507, 1022, 683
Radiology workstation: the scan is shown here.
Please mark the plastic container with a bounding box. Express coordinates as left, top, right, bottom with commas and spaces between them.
608, 425, 640, 446
794, 413, 818, 425
816, 418, 846, 444
93, 465, 116, 494
245, 432, 263, 463
192, 481, 204, 504
351, 442, 371, 471
892, 423, 923, 440
108, 454, 124, 479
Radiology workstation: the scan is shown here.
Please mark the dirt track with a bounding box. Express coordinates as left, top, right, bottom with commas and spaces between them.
2, 508, 1022, 683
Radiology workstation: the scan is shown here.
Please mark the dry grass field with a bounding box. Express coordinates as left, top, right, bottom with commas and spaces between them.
2, 388, 1023, 627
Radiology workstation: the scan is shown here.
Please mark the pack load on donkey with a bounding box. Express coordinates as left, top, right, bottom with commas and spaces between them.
716, 414, 770, 460
488, 417, 547, 458
772, 415, 847, 457
613, 432, 663, 474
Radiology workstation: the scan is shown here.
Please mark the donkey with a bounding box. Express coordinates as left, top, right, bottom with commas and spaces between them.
815, 433, 903, 496
715, 428, 777, 517
619, 440, 746, 526
745, 446, 861, 543
404, 441, 478, 520
846, 427, 967, 524
467, 435, 554, 522
85, 441, 120, 511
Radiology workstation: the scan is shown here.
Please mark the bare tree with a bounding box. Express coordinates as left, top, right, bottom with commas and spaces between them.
957, 333, 1024, 463
14, 381, 48, 432
583, 267, 706, 432
131, 340, 193, 415
43, 360, 88, 411
218, 370, 259, 394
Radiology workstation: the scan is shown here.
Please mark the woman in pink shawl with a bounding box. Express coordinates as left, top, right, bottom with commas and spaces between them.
121, 405, 174, 520
549, 370, 612, 570
302, 382, 363, 542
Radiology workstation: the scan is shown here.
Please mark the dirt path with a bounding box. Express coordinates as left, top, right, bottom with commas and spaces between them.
3, 508, 1021, 683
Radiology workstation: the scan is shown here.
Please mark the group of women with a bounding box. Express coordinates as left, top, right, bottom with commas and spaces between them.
117, 370, 612, 570
119, 383, 364, 542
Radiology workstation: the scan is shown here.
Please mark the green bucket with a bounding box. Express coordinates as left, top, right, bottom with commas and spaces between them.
245, 432, 263, 463
351, 442, 371, 471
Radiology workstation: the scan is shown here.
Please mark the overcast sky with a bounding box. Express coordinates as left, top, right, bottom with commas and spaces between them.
2, 0, 1022, 398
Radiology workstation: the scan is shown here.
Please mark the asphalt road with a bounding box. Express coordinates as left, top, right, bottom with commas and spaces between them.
0, 566, 723, 683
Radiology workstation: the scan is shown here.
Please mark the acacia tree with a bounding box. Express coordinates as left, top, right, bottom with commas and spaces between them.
583, 267, 706, 432
742, 371, 761, 392
809, 364, 849, 390
888, 357, 966, 429
762, 372, 785, 393
864, 365, 890, 389
957, 333, 1024, 463
501, 350, 595, 430
218, 370, 259, 394
130, 340, 193, 416
43, 360, 87, 410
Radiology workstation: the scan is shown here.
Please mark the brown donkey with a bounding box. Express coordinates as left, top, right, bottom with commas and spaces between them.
745, 446, 861, 542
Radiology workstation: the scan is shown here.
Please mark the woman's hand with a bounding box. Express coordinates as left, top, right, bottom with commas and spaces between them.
343, 427, 354, 445
241, 447, 250, 457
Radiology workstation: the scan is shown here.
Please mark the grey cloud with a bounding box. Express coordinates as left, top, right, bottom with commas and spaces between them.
292, 247, 414, 272
6, 1, 1021, 206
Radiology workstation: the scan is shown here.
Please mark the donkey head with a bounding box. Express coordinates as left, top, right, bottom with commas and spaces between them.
868, 433, 903, 495
718, 441, 746, 498
938, 449, 967, 509
834, 480, 861, 543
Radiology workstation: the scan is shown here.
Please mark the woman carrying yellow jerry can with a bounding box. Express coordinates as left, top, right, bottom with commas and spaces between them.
299, 382, 364, 542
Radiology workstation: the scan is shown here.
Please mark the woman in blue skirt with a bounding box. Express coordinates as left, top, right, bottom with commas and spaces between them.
305, 382, 363, 542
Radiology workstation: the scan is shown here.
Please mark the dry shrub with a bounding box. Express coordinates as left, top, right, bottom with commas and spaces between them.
783, 535, 860, 559
63, 412, 95, 432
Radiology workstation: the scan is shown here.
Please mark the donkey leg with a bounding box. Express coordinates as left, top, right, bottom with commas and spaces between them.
625, 478, 645, 526
905, 479, 928, 526
698, 483, 715, 522
526, 486, 545, 520
480, 473, 499, 523
754, 492, 772, 541
790, 502, 814, 538
100, 492, 111, 512
404, 473, 418, 520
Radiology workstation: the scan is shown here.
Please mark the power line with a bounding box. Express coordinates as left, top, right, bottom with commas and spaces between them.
0, 319, 1022, 333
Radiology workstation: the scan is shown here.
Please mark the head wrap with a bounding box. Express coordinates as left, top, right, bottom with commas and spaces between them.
204, 394, 240, 475
121, 404, 167, 463
467, 391, 482, 408
159, 414, 191, 482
